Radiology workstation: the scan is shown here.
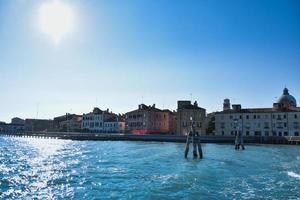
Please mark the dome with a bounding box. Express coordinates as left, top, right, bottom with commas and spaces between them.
277, 88, 297, 107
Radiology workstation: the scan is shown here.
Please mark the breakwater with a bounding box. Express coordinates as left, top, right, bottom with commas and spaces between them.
0, 132, 299, 145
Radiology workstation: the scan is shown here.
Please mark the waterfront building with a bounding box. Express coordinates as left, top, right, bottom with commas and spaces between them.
0, 122, 25, 133
176, 101, 206, 135
215, 88, 300, 137
11, 117, 25, 125
103, 115, 125, 133
53, 114, 82, 132
125, 104, 176, 134
82, 107, 117, 133
25, 119, 53, 132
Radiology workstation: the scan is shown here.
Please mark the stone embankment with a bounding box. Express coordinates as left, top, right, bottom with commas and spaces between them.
0, 132, 299, 145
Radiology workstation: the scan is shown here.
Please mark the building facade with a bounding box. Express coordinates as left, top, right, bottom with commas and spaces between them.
11, 117, 25, 125
0, 121, 25, 133
103, 115, 125, 133
215, 88, 300, 137
176, 101, 206, 135
125, 104, 176, 134
53, 114, 82, 132
25, 119, 53, 132
82, 107, 117, 133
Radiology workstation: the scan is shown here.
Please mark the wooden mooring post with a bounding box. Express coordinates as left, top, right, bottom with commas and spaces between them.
235, 131, 245, 150
184, 119, 203, 159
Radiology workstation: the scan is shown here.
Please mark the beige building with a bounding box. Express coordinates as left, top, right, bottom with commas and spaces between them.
176, 101, 206, 135
82, 107, 116, 133
215, 88, 300, 137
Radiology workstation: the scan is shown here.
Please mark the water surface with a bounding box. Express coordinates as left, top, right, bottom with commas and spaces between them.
0, 137, 299, 199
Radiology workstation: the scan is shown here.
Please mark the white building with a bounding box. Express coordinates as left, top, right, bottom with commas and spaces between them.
215, 88, 300, 137
82, 107, 116, 133
104, 115, 125, 133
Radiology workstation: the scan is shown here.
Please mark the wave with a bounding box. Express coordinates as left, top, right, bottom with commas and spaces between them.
287, 171, 300, 180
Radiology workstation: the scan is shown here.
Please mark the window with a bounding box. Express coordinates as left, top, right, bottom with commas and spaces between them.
222, 131, 225, 136
295, 132, 299, 136
264, 131, 269, 136
284, 132, 288, 136
295, 114, 298, 119
246, 131, 250, 136
221, 123, 225, 129
254, 115, 257, 119
240, 115, 242, 119
264, 122, 269, 129
284, 123, 287, 127
254, 131, 261, 136
230, 115, 233, 119
284, 115, 286, 119
294, 122, 299, 129
246, 115, 249, 119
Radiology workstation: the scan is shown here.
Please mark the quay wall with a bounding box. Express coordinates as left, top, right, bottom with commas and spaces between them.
0, 132, 299, 145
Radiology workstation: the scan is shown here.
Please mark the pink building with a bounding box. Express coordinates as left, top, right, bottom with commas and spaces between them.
125, 104, 176, 134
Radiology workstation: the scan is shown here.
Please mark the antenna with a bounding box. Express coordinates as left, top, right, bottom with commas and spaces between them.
36, 103, 39, 119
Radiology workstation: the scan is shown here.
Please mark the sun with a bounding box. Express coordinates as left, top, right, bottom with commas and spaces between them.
39, 0, 74, 44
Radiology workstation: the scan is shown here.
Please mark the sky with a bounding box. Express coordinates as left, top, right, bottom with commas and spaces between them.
0, 0, 300, 122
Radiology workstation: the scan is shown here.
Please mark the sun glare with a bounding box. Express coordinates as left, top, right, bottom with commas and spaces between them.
39, 0, 74, 44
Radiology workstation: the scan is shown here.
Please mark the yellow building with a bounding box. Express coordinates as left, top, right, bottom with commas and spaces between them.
176, 101, 206, 135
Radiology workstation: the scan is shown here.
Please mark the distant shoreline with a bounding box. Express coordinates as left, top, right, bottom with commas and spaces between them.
0, 132, 299, 145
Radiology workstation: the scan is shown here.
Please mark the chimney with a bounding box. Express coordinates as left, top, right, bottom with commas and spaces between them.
232, 104, 242, 111
194, 101, 198, 107
152, 104, 155, 108
223, 99, 231, 111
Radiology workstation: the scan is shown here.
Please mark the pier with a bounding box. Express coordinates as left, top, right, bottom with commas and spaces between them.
0, 132, 299, 145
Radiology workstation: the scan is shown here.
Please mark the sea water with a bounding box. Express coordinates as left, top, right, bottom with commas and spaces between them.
0, 136, 299, 199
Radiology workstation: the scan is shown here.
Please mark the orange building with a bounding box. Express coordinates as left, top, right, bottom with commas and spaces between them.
125, 104, 176, 134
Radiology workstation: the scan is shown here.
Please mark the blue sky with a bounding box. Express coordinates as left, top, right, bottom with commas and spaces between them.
0, 0, 300, 122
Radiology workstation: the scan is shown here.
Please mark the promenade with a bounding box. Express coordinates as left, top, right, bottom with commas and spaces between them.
0, 132, 299, 145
